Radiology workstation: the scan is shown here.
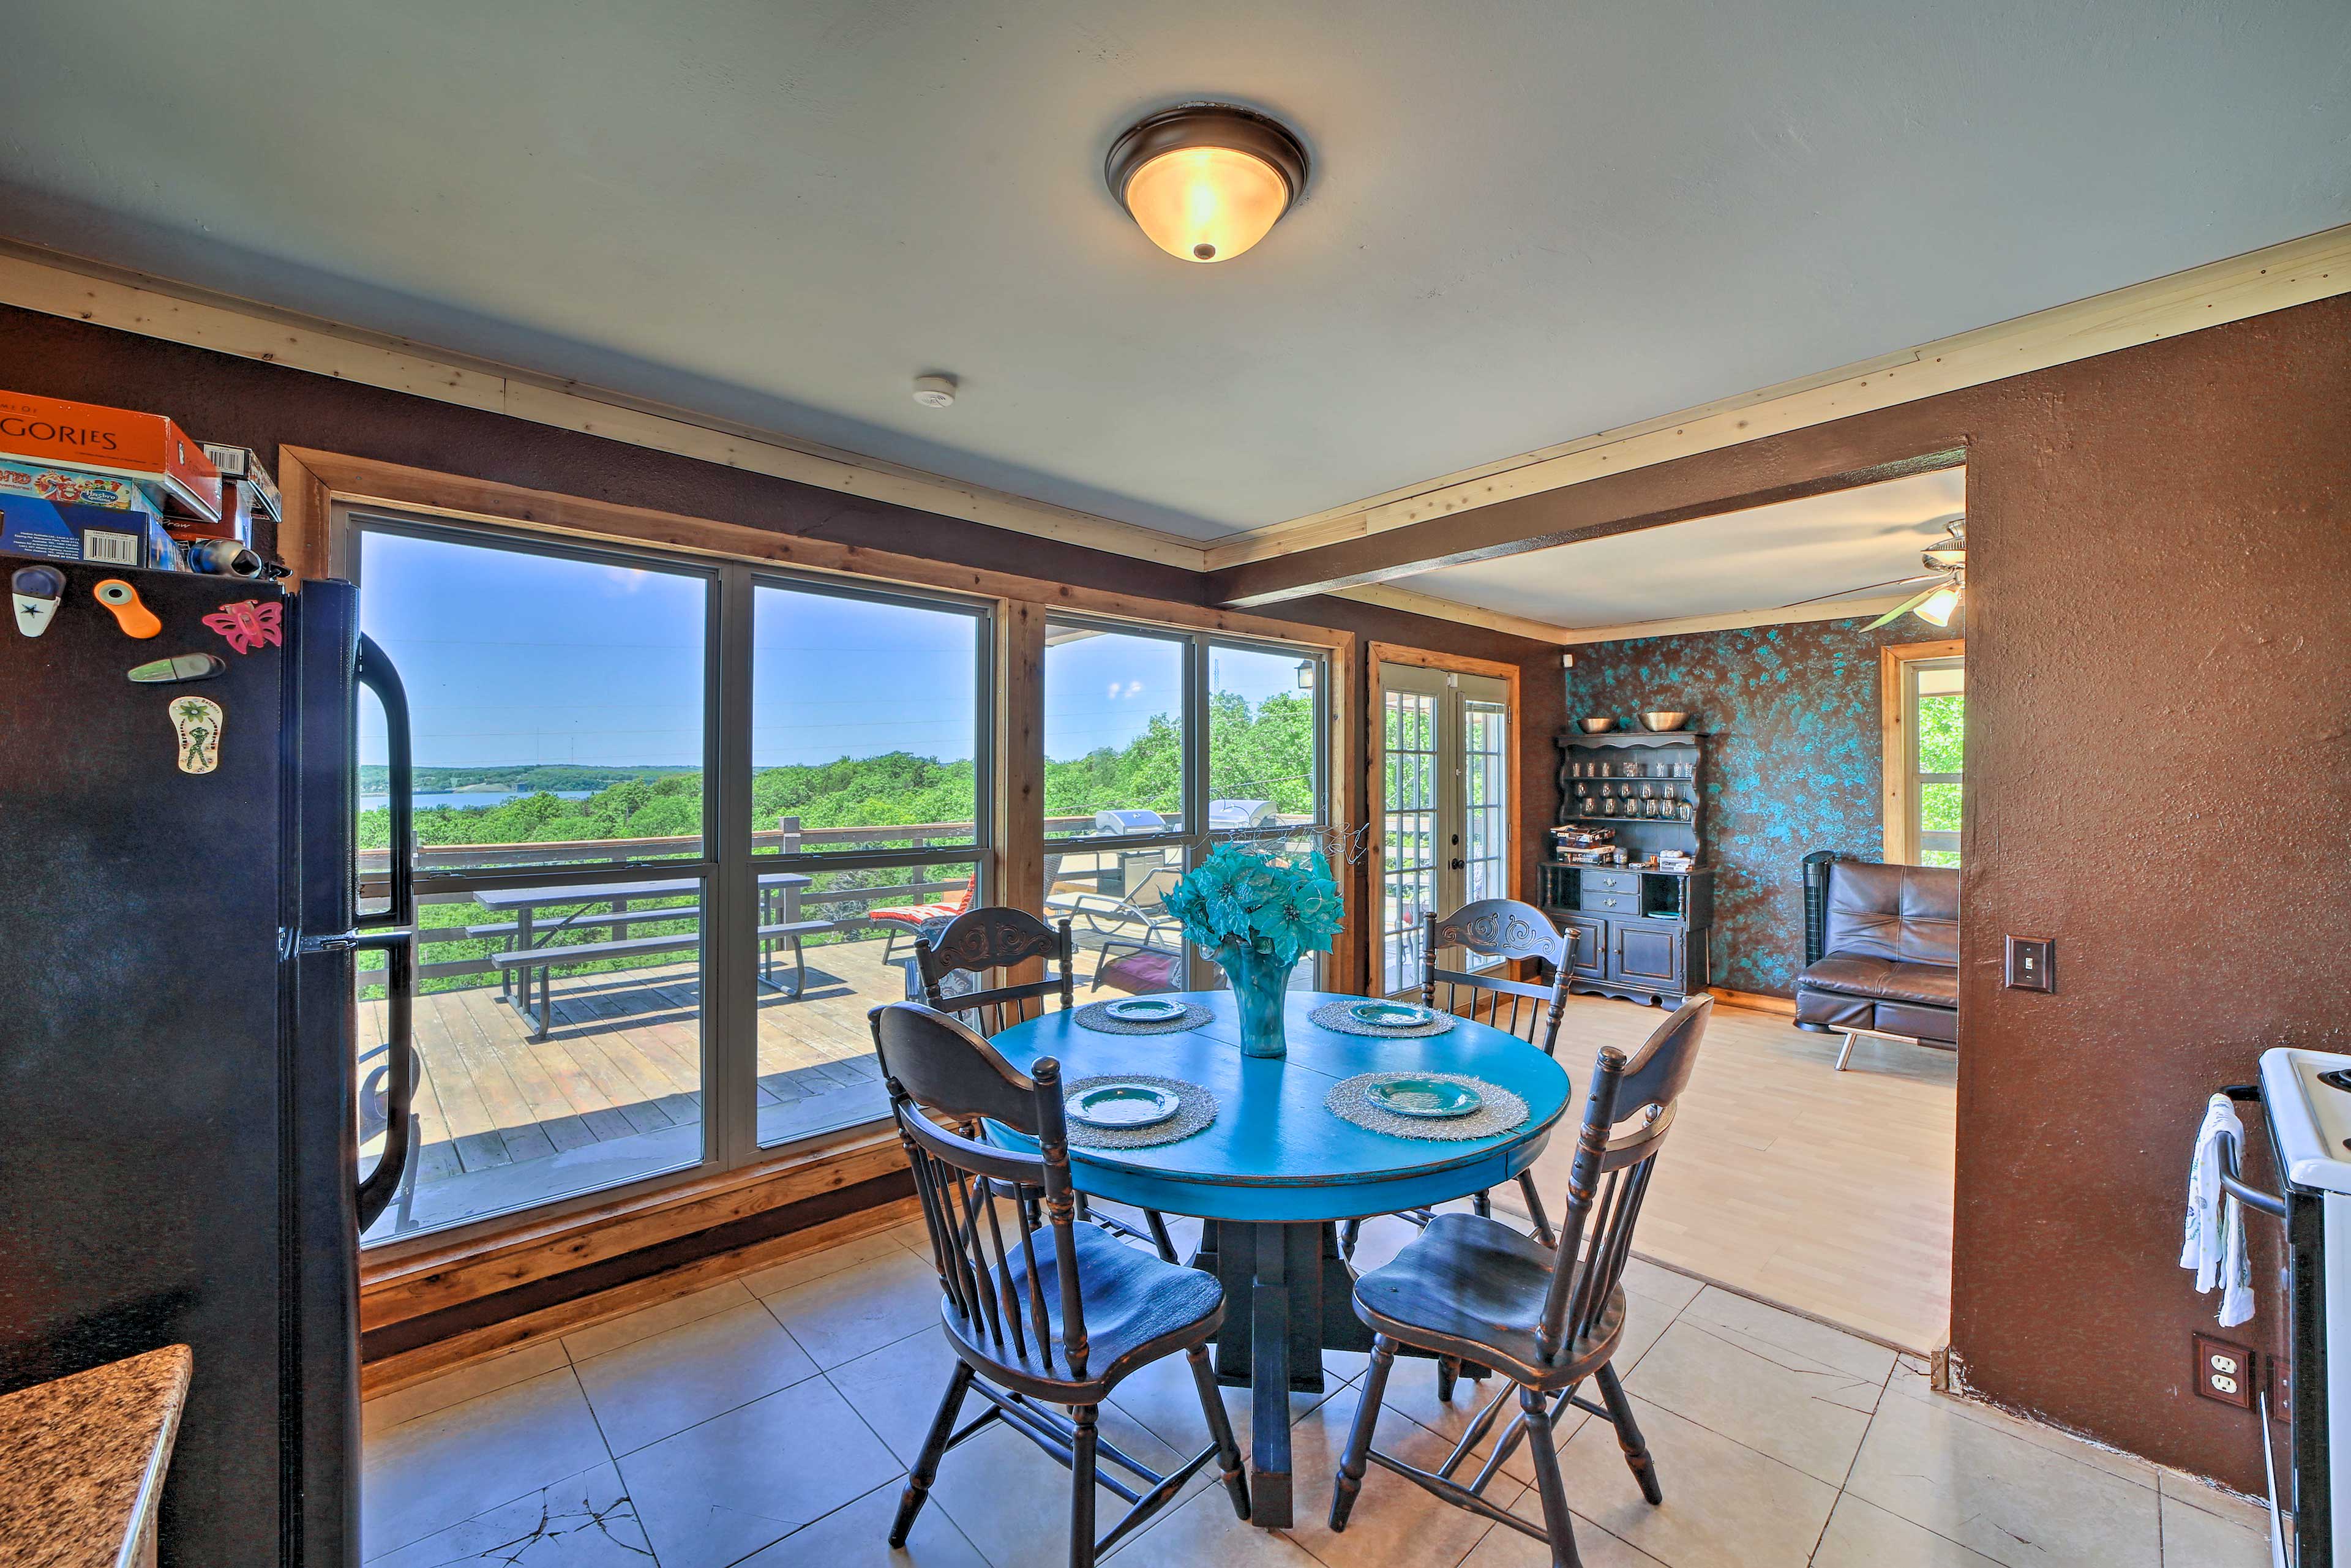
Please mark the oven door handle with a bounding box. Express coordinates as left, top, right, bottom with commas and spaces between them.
2218, 1082, 2289, 1220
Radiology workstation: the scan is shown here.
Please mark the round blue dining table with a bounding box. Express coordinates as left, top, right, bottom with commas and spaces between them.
986, 989, 1573, 1529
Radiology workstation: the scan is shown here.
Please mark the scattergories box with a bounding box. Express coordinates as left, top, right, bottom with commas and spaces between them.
0, 497, 185, 571
0, 390, 221, 522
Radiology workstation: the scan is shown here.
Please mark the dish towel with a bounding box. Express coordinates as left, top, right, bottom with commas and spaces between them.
2181, 1093, 2255, 1328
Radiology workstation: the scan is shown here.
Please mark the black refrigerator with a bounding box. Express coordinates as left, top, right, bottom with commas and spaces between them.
0, 552, 416, 1567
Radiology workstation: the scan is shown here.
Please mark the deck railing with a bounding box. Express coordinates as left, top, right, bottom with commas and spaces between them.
358, 814, 1156, 988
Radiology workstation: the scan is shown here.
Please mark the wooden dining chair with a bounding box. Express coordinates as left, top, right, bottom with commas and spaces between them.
1329, 997, 1714, 1567
915, 906, 1179, 1262
872, 1002, 1251, 1567
1339, 898, 1581, 1264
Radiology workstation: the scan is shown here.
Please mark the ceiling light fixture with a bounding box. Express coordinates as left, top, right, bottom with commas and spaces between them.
1106, 104, 1308, 264
1779, 515, 1968, 628
911, 374, 958, 409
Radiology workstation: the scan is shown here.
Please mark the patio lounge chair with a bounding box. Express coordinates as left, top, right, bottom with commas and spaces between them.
872, 877, 975, 964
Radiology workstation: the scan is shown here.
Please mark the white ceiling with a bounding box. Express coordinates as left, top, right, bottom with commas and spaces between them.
1, 2, 2345, 538
1401, 468, 1967, 629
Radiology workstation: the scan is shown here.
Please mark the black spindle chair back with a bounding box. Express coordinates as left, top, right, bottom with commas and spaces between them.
873, 1002, 1252, 1564
1538, 994, 1710, 1365
1344, 898, 1580, 1255
1330, 995, 1714, 1559
1421, 899, 1579, 1051
916, 906, 1078, 1037
875, 1001, 1090, 1379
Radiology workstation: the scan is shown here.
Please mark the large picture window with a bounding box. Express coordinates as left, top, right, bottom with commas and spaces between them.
1043, 618, 1330, 996
351, 514, 991, 1247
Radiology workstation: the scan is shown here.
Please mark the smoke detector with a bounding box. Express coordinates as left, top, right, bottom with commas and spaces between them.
912, 374, 958, 410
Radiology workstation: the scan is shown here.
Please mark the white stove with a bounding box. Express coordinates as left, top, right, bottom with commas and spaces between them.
2249, 1048, 2351, 1566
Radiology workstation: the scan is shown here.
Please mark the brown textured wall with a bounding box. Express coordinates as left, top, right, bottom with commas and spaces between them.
1507, 295, 2350, 1492
1951, 300, 2351, 1491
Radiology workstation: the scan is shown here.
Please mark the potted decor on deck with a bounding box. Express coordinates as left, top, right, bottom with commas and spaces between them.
1163, 840, 1344, 1059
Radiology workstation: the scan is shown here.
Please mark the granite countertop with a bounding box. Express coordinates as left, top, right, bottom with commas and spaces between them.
0, 1345, 193, 1568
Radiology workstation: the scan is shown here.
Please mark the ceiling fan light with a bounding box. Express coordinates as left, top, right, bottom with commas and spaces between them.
1914, 585, 1961, 627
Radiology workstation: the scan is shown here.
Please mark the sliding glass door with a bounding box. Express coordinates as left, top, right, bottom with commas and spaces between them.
1377, 661, 1513, 995
351, 513, 990, 1247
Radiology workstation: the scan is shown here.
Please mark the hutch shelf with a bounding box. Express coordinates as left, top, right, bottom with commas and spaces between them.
1543, 729, 1714, 1007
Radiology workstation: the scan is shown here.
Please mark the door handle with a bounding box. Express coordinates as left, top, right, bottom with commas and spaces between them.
354, 633, 418, 1232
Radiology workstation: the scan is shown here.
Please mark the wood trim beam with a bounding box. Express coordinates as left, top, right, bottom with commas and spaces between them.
0, 239, 1208, 571
1203, 223, 2351, 579
282, 446, 1328, 648
1212, 444, 1968, 606
1556, 593, 1919, 647
1330, 583, 1578, 644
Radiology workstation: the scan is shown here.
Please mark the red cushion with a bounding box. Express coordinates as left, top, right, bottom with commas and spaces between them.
1097, 950, 1180, 994
870, 902, 963, 925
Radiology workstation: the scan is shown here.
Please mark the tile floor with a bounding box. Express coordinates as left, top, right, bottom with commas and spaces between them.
362, 1212, 2268, 1567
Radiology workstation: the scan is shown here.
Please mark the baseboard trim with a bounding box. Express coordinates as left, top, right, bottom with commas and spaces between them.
1708, 986, 1797, 1017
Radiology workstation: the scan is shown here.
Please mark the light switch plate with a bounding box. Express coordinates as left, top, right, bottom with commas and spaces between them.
2004, 935, 2055, 992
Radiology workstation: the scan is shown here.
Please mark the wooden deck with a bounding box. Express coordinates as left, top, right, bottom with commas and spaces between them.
359, 929, 1144, 1242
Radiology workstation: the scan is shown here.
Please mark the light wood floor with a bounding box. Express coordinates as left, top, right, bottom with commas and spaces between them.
1503, 992, 1957, 1353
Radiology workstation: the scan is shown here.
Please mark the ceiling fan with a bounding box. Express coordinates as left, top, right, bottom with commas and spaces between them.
1783, 516, 1966, 629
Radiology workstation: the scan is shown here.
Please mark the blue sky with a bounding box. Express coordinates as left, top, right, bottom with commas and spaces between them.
357, 531, 1302, 770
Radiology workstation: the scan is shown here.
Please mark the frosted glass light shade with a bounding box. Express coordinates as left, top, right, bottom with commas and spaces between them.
1122, 146, 1291, 263
1914, 586, 1961, 627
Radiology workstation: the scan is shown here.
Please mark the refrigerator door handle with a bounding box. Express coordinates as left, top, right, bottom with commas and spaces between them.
353, 633, 417, 1231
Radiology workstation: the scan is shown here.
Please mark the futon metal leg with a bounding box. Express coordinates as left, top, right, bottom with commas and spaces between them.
891, 1360, 975, 1545
1188, 1346, 1251, 1521
1834, 1029, 1856, 1071
1592, 1362, 1662, 1505
1329, 1334, 1397, 1531
1519, 1383, 1584, 1567
1516, 1171, 1557, 1248
1070, 1405, 1100, 1568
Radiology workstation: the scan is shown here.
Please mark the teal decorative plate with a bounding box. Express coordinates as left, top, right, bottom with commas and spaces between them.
1065, 1081, 1180, 1130
1349, 999, 1433, 1027
1103, 997, 1188, 1022
1365, 1076, 1483, 1119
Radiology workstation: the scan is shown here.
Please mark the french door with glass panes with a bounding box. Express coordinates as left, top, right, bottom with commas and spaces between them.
1378, 661, 1513, 995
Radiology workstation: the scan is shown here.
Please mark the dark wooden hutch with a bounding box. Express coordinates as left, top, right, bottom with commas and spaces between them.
1540, 730, 1715, 1007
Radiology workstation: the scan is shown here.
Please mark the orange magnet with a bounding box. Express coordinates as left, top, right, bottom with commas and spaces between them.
94, 578, 161, 639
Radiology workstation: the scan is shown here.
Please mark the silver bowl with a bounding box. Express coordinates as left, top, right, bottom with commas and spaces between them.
1577, 716, 1618, 734
1637, 711, 1689, 732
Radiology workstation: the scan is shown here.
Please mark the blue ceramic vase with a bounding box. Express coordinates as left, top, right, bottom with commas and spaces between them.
1218, 941, 1297, 1059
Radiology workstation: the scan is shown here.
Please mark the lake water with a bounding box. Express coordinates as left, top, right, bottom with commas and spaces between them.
359, 789, 598, 812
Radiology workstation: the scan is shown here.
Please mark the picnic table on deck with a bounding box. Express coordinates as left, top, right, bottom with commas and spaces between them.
473, 871, 817, 1039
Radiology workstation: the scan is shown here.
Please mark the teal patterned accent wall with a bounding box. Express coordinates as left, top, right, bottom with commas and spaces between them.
1566, 610, 1964, 996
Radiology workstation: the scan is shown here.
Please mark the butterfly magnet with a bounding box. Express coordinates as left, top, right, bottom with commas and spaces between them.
202, 598, 283, 655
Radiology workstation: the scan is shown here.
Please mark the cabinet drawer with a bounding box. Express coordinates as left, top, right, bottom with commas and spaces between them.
1584, 869, 1640, 896
1579, 890, 1637, 915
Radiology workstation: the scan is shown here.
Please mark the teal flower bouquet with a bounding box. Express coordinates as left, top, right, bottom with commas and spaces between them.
1163, 840, 1345, 1057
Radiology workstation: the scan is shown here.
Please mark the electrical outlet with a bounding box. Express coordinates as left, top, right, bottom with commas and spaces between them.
2194, 1335, 2255, 1410
2004, 935, 2056, 992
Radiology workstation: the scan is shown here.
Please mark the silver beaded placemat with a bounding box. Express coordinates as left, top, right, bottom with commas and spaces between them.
1325, 1071, 1528, 1141
1062, 1074, 1218, 1149
1073, 999, 1212, 1035
1308, 999, 1459, 1038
